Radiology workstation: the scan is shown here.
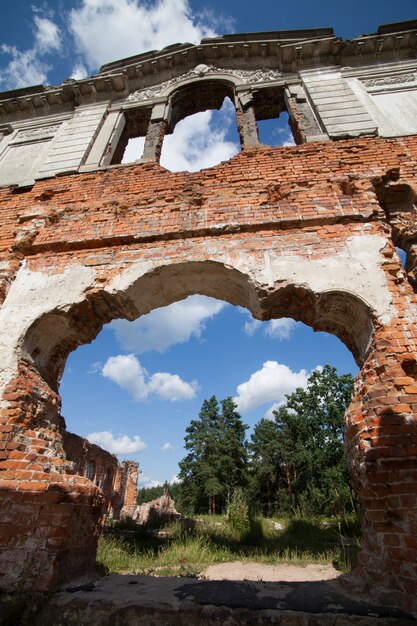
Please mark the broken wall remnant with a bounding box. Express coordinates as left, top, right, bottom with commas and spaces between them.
0, 20, 417, 617
63, 431, 139, 519
130, 492, 180, 526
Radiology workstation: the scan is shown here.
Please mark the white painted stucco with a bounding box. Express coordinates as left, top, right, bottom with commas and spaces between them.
0, 262, 95, 408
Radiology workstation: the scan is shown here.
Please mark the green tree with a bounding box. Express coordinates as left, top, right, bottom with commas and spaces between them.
248, 365, 355, 517
178, 396, 248, 515
249, 417, 281, 517
273, 365, 355, 516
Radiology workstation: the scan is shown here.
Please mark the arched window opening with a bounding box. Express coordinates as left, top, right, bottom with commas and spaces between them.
160, 80, 240, 172
58, 290, 361, 578
160, 96, 240, 172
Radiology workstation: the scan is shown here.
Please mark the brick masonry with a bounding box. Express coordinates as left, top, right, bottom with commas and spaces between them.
0, 136, 417, 614
63, 431, 139, 520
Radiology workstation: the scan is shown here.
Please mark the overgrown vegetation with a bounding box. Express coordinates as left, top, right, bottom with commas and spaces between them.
156, 365, 355, 518
98, 513, 360, 578
118, 365, 359, 579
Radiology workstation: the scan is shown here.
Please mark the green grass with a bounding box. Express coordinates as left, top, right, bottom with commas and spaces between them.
97, 515, 361, 577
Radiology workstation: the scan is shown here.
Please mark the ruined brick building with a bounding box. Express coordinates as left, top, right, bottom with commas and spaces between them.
62, 431, 139, 519
0, 19, 417, 616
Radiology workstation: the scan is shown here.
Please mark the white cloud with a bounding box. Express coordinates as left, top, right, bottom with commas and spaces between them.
149, 373, 198, 401
0, 46, 48, 89
265, 319, 297, 340
161, 442, 174, 451
263, 402, 282, 420
138, 474, 162, 488
111, 295, 225, 353
102, 353, 148, 400
170, 474, 181, 484
122, 137, 145, 163
275, 126, 296, 147
160, 99, 239, 172
234, 361, 310, 414
86, 430, 147, 454
0, 13, 61, 89
243, 318, 262, 336
69, 0, 220, 71
242, 311, 298, 341
101, 353, 198, 402
34, 16, 61, 53
70, 62, 89, 80
88, 361, 102, 374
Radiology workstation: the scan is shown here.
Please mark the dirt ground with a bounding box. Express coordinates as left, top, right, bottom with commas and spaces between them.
201, 561, 342, 582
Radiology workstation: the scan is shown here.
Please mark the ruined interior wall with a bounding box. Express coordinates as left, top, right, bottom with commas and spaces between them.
62, 431, 139, 518
0, 137, 417, 611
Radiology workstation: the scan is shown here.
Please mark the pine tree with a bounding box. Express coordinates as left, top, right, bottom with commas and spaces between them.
178, 396, 248, 514
249, 418, 281, 516
272, 365, 355, 515
249, 365, 355, 517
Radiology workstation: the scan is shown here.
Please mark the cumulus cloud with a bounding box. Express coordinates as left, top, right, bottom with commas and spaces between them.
102, 353, 198, 402
234, 361, 310, 414
161, 442, 174, 451
69, 0, 222, 71
160, 99, 239, 172
242, 312, 298, 341
34, 16, 61, 53
111, 295, 225, 353
265, 319, 297, 340
243, 318, 262, 336
86, 430, 147, 454
275, 125, 296, 147
138, 474, 162, 488
148, 373, 197, 401
0, 46, 49, 89
263, 402, 282, 420
122, 137, 145, 163
70, 62, 89, 80
0, 13, 61, 89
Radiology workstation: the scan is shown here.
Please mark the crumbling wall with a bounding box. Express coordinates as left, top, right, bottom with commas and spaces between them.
132, 492, 180, 525
0, 21, 417, 615
62, 431, 139, 518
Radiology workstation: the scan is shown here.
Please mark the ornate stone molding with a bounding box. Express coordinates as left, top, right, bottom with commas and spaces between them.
361, 74, 416, 88
127, 65, 283, 103
16, 125, 60, 140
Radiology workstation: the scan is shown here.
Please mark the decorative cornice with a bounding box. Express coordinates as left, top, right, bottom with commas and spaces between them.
15, 125, 61, 141
126, 65, 283, 103
361, 73, 416, 87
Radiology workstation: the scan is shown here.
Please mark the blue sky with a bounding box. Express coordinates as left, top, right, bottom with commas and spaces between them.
1, 1, 414, 487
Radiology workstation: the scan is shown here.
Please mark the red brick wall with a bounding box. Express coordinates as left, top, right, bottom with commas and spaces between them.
62, 431, 139, 518
0, 137, 417, 612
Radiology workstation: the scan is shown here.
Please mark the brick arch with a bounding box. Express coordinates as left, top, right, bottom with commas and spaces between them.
1, 256, 378, 590
263, 285, 375, 364
1, 249, 417, 611
20, 260, 376, 392
167, 79, 237, 129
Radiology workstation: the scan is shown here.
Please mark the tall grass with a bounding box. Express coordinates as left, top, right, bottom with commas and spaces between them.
97, 515, 360, 577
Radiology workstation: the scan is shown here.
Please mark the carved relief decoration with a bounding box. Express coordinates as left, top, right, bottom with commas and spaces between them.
16, 125, 61, 140
127, 65, 283, 102
361, 74, 416, 88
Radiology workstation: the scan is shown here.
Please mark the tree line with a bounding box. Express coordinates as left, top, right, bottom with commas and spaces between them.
138, 365, 356, 518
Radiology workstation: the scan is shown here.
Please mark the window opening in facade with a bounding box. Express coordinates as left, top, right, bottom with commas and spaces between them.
252, 87, 296, 147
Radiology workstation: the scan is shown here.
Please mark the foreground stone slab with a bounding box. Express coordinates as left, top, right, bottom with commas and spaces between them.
1, 574, 414, 625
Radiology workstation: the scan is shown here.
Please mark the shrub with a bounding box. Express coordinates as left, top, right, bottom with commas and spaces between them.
226, 488, 251, 540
